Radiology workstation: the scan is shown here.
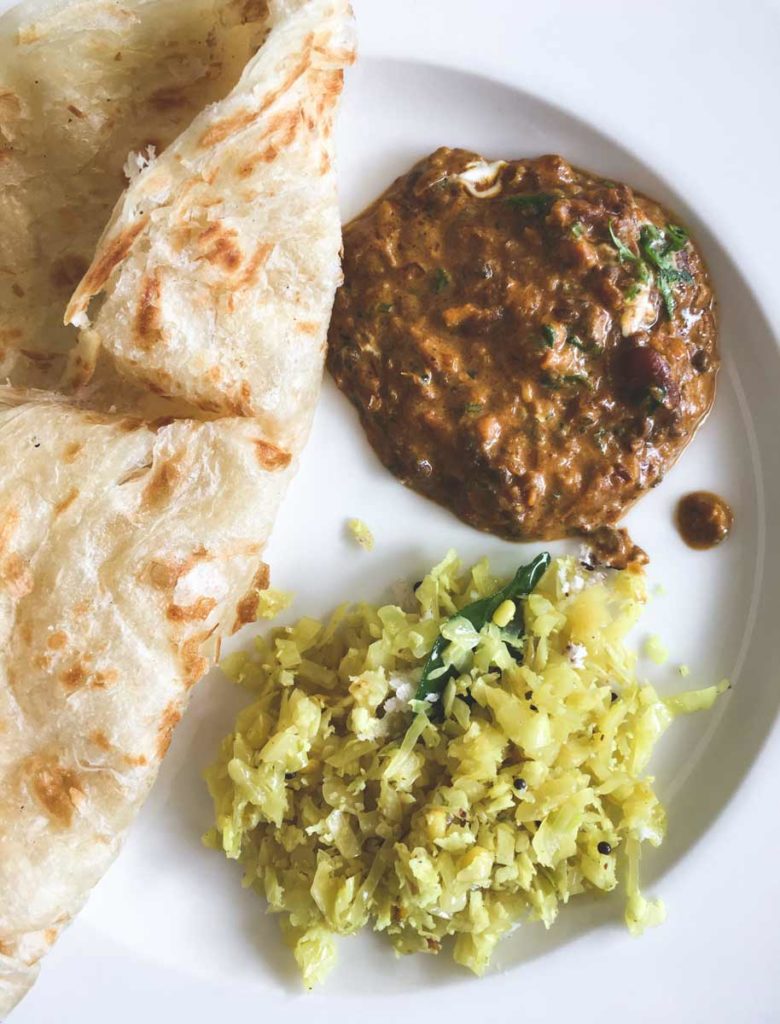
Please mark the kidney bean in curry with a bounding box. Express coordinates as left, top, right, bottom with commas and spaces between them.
327, 148, 718, 544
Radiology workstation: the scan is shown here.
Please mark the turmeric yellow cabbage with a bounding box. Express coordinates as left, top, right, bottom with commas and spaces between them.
205, 552, 726, 986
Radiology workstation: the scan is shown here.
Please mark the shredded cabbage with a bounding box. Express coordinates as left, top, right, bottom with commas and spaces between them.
205, 553, 725, 985
347, 518, 374, 551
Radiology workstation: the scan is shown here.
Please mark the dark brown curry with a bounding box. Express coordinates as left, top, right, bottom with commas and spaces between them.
328, 148, 718, 542
676, 491, 733, 549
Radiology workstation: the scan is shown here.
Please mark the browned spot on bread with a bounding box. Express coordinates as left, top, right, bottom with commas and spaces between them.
63, 440, 83, 463
91, 669, 118, 690
3, 552, 26, 582
148, 547, 209, 591
198, 107, 261, 149
0, 328, 22, 342
1, 553, 30, 598
59, 658, 116, 692
90, 730, 111, 751
60, 661, 88, 691
27, 756, 82, 827
76, 217, 149, 302
54, 488, 79, 516
167, 597, 217, 623
141, 455, 181, 510
124, 753, 148, 767
47, 631, 68, 651
119, 418, 144, 432
0, 939, 14, 957
44, 928, 58, 945
232, 562, 270, 632
254, 439, 291, 471
11, 282, 24, 297
0, 506, 19, 556
297, 320, 319, 336
238, 244, 273, 288
149, 560, 181, 590
198, 43, 313, 151
180, 633, 211, 687
236, 108, 300, 178
34, 654, 52, 672
207, 366, 223, 383
197, 224, 242, 272
135, 271, 163, 349
66, 104, 84, 119
315, 69, 345, 118
156, 703, 182, 758
227, 380, 254, 416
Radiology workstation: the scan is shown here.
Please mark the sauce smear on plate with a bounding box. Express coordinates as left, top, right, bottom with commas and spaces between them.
676, 491, 733, 549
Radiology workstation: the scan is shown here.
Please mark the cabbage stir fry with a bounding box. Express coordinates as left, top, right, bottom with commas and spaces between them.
205, 553, 726, 986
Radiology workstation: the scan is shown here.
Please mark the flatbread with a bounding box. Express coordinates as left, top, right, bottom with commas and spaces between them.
0, 0, 354, 1015
0, 0, 275, 389
65, 0, 351, 449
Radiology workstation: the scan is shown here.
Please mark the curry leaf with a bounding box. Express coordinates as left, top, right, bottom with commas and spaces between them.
414, 552, 551, 711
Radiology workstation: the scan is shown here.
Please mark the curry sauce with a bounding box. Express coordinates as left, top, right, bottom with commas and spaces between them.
328, 149, 718, 542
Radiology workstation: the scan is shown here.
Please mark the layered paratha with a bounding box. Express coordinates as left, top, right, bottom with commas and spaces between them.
0, 0, 354, 1014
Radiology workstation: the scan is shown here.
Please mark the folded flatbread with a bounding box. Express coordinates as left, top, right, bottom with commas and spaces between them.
0, 0, 354, 1015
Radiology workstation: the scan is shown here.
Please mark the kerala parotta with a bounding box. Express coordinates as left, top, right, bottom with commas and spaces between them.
65, 0, 351, 447
0, 0, 275, 390
0, 0, 355, 1015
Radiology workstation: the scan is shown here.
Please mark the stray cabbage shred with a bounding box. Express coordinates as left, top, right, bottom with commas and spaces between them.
204, 552, 726, 986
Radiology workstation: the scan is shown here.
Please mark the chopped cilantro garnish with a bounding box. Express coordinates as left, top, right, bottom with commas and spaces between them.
464, 402, 484, 414
505, 192, 555, 214
639, 224, 693, 317
541, 324, 557, 348
635, 260, 652, 284
665, 223, 689, 251
570, 221, 584, 238
608, 220, 637, 263
432, 268, 451, 293
566, 334, 587, 351
541, 373, 588, 390
609, 218, 692, 318
377, 302, 394, 314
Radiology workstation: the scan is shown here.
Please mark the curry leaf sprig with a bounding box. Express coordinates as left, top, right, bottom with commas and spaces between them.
412, 552, 551, 713
608, 220, 693, 318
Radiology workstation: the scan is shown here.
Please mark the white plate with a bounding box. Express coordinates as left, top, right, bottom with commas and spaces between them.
12, 1, 780, 1021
